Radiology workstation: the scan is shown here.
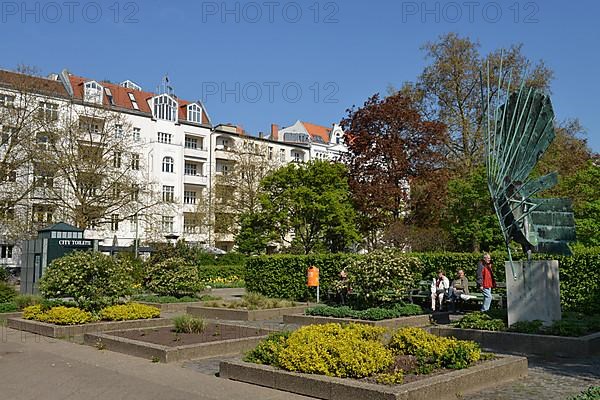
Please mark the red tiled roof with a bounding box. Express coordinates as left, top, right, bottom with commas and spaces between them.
302, 121, 332, 143
69, 75, 209, 125
0, 69, 69, 98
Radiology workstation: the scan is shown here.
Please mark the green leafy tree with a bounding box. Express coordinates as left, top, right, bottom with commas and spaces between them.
441, 166, 504, 252
256, 160, 360, 254
235, 212, 276, 255
559, 161, 600, 247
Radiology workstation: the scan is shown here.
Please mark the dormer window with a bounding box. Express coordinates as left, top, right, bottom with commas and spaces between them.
128, 93, 139, 110
187, 103, 202, 124
84, 81, 103, 104
120, 80, 142, 91
153, 94, 177, 122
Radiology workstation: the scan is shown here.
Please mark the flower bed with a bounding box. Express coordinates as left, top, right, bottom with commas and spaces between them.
220, 324, 527, 400
22, 302, 160, 325
455, 311, 600, 337
84, 322, 271, 362
305, 304, 424, 321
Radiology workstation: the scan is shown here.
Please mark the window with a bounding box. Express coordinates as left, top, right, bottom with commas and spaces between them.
183, 213, 201, 233
79, 117, 103, 134
32, 204, 54, 223
217, 163, 229, 175
162, 185, 175, 202
133, 127, 141, 141
130, 184, 140, 201
185, 136, 197, 149
187, 103, 203, 123
128, 92, 139, 110
292, 151, 304, 162
129, 214, 138, 232
184, 190, 196, 205
153, 94, 177, 122
110, 214, 119, 231
115, 124, 124, 137
284, 132, 310, 143
0, 245, 13, 259
1, 203, 15, 220
131, 153, 140, 170
111, 185, 120, 199
268, 146, 273, 160
33, 162, 54, 188
157, 132, 172, 144
184, 162, 197, 176
121, 80, 142, 91
113, 152, 122, 168
162, 156, 174, 173
0, 94, 15, 108
104, 87, 114, 105
39, 102, 58, 121
279, 149, 285, 162
84, 81, 103, 104
162, 216, 174, 233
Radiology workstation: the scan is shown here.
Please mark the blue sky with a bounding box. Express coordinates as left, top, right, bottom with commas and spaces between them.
1, 0, 598, 152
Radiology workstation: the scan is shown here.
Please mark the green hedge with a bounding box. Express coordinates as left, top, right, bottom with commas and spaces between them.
245, 254, 358, 300
245, 248, 600, 313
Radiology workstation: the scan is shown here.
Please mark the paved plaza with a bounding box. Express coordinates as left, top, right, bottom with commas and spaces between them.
1, 318, 598, 400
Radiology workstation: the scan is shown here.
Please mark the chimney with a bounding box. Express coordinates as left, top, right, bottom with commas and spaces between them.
258, 131, 264, 139
271, 124, 279, 140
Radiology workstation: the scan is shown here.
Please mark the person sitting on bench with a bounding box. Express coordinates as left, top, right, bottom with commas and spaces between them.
448, 269, 473, 311
431, 270, 449, 312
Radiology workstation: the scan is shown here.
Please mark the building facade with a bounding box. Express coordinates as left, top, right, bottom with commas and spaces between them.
0, 68, 347, 268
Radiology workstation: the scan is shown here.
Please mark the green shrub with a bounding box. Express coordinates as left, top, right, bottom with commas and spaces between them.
0, 302, 18, 313
14, 295, 42, 310
277, 323, 393, 378
455, 312, 506, 331
145, 257, 203, 297
39, 251, 135, 311
305, 303, 423, 321
99, 303, 160, 321
244, 331, 291, 366
0, 267, 9, 282
0, 282, 17, 303
347, 250, 423, 306
569, 386, 600, 400
172, 314, 206, 334
509, 320, 544, 334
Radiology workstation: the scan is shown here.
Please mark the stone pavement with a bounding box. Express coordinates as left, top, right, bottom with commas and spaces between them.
0, 326, 312, 400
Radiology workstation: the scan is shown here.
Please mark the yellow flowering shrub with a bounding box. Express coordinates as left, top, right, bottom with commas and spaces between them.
22, 304, 44, 320
23, 306, 95, 325
277, 323, 393, 378
99, 303, 160, 321
388, 327, 481, 372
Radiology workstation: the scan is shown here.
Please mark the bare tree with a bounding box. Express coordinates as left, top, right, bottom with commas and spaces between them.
31, 99, 164, 231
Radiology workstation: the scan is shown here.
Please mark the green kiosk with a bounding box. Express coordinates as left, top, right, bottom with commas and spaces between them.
20, 222, 97, 294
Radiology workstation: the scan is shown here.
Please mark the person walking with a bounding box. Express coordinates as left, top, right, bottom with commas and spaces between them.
476, 253, 496, 312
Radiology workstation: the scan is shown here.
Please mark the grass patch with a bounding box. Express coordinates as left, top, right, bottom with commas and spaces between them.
131, 294, 221, 303
204, 292, 296, 310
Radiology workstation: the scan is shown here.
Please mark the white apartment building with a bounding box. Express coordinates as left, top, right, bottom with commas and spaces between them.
0, 68, 348, 266
269, 120, 347, 161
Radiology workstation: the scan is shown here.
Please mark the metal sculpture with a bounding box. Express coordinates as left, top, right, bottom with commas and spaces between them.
481, 58, 576, 277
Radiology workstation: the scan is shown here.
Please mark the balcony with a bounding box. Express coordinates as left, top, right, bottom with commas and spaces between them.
184, 174, 208, 186
184, 146, 209, 159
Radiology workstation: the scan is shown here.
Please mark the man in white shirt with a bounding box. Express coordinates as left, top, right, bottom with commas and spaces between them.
431, 270, 449, 312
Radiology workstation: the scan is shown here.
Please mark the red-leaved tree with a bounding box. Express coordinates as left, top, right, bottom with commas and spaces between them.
341, 93, 448, 249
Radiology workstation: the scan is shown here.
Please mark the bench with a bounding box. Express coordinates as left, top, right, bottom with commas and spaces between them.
408, 280, 506, 309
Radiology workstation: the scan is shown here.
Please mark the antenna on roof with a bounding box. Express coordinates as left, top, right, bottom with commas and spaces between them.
161, 74, 175, 97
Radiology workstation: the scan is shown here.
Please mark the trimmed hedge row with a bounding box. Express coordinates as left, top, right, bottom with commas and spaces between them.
245, 254, 358, 301
245, 248, 600, 314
